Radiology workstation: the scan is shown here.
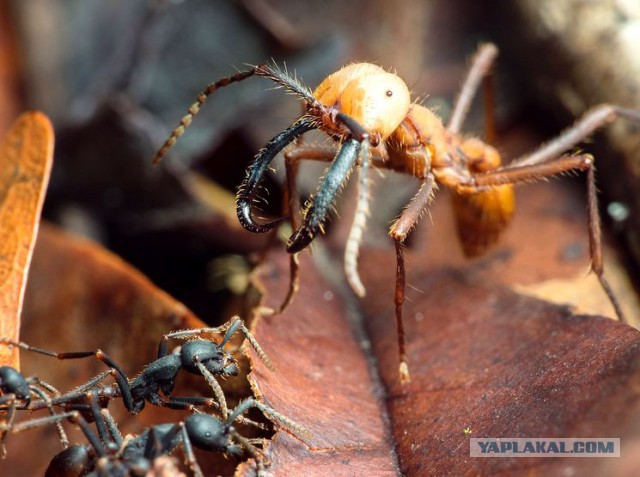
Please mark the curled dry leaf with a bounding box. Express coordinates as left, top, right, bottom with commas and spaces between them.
240, 251, 400, 476
243, 248, 640, 476
241, 173, 640, 475
0, 111, 54, 368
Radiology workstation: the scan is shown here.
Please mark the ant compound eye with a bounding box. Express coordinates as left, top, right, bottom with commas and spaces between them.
386, 90, 393, 97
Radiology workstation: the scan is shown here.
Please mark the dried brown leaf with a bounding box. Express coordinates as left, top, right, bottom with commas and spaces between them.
0, 112, 54, 368
242, 176, 640, 475
239, 251, 399, 476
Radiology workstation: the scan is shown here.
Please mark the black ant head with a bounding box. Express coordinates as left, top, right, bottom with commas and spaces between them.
180, 340, 239, 376
45, 444, 92, 477
0, 366, 31, 404
184, 413, 230, 452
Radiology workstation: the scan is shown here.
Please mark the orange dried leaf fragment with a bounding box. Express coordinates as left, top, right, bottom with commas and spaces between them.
0, 112, 54, 368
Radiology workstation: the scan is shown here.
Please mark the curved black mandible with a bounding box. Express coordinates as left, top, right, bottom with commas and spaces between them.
236, 118, 315, 233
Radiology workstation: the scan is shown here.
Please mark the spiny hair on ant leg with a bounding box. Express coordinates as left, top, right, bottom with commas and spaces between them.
154, 44, 640, 383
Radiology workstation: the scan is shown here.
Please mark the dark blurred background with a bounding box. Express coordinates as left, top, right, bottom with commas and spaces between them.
2, 0, 640, 324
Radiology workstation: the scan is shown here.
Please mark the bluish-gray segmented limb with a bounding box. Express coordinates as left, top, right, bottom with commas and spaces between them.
286, 138, 361, 253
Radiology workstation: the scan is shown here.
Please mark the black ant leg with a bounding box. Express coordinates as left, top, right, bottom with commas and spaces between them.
4, 411, 76, 434
100, 408, 123, 449
237, 117, 316, 233
58, 351, 136, 412
146, 423, 205, 477
178, 424, 204, 477
27, 370, 113, 412
286, 138, 361, 252
85, 391, 110, 447
0, 339, 137, 413
4, 409, 108, 463
29, 386, 69, 450
230, 430, 269, 470
0, 366, 67, 455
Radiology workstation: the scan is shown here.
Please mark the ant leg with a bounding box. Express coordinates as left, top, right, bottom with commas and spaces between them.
153, 67, 259, 164
265, 144, 338, 315
5, 409, 107, 459
0, 395, 16, 457
100, 408, 123, 449
230, 430, 269, 470
389, 175, 438, 383
67, 411, 108, 458
85, 391, 110, 447
4, 411, 77, 434
228, 398, 310, 439
189, 405, 268, 429
178, 424, 204, 477
27, 370, 113, 412
149, 423, 204, 477
471, 153, 626, 322
192, 356, 229, 419
26, 376, 61, 397
29, 387, 69, 450
344, 137, 372, 298
3, 340, 136, 414
56, 351, 136, 413
163, 317, 275, 371
512, 104, 640, 168
447, 43, 499, 135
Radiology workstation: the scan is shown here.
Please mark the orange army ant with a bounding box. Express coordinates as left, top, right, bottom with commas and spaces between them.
154, 43, 640, 383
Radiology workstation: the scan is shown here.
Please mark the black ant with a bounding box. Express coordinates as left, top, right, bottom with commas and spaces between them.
0, 366, 69, 457
5, 396, 307, 476
153, 43, 640, 383
2, 316, 274, 419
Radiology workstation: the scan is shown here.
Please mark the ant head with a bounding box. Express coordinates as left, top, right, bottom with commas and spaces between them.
180, 340, 239, 376
314, 63, 411, 141
184, 413, 230, 451
0, 366, 31, 403
46, 444, 92, 477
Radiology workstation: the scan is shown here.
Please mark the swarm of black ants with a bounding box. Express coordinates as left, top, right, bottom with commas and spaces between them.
3, 41, 640, 475
0, 317, 309, 476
